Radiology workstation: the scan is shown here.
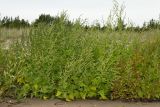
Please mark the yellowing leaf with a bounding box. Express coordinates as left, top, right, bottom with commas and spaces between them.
43, 96, 48, 100
56, 91, 62, 97
68, 93, 74, 100
17, 77, 25, 84
99, 96, 108, 100
66, 97, 71, 102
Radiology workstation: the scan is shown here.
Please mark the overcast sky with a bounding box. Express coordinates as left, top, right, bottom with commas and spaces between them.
0, 0, 160, 25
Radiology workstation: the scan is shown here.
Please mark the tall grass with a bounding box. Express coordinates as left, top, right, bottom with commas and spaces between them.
1, 15, 160, 101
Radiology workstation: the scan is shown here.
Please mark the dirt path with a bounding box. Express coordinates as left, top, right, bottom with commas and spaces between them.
1, 99, 160, 107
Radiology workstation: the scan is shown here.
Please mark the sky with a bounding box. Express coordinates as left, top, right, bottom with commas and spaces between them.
0, 0, 160, 26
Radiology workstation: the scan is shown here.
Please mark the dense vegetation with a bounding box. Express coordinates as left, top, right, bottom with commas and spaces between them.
0, 1, 160, 101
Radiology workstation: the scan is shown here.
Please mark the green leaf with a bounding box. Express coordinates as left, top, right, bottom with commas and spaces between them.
34, 84, 38, 90
56, 91, 62, 97
138, 91, 143, 98
90, 86, 96, 91
80, 92, 86, 100
68, 93, 74, 100
98, 90, 108, 100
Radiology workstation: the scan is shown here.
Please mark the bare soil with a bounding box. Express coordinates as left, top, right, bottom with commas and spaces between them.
1, 98, 160, 107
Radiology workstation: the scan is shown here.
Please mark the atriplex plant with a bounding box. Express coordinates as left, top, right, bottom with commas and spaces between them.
0, 1, 160, 101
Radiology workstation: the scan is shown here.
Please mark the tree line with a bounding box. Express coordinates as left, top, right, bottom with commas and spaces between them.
0, 13, 160, 31
0, 16, 30, 28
